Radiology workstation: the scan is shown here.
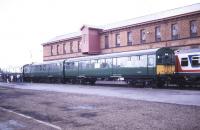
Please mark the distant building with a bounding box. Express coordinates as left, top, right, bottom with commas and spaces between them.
42, 4, 200, 61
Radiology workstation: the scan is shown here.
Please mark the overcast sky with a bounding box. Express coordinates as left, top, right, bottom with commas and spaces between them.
0, 0, 199, 71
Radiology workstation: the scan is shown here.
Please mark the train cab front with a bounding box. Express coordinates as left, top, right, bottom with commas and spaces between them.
155, 48, 175, 86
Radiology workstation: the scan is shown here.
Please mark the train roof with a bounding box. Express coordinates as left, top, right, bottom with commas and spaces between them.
66, 48, 159, 62
29, 59, 64, 66
175, 48, 200, 54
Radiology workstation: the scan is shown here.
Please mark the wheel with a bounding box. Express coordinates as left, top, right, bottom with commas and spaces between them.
71, 79, 77, 84
89, 78, 96, 85
127, 80, 136, 87
79, 79, 86, 85
156, 80, 165, 88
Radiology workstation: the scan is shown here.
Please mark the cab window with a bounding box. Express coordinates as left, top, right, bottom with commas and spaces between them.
192, 56, 200, 67
181, 58, 188, 66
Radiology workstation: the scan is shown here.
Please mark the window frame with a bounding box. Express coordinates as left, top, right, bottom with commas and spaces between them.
127, 31, 132, 46
51, 45, 53, 56
181, 57, 188, 67
70, 42, 73, 53
57, 44, 59, 55
191, 56, 200, 67
79, 60, 91, 69
65, 62, 78, 69
115, 33, 120, 47
190, 20, 197, 38
140, 29, 146, 43
171, 23, 179, 40
105, 35, 109, 49
155, 26, 161, 42
63, 43, 66, 54
78, 41, 81, 52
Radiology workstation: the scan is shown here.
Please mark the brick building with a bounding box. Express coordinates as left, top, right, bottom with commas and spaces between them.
42, 4, 200, 61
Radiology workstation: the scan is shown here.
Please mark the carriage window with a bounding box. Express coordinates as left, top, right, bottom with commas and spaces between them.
140, 55, 147, 67
79, 60, 90, 69
99, 59, 110, 68
65, 62, 77, 69
148, 55, 156, 67
39, 65, 42, 71
91, 60, 100, 69
74, 62, 78, 68
181, 58, 188, 66
117, 56, 145, 68
24, 66, 30, 73
191, 56, 200, 67
113, 58, 117, 68
53, 63, 58, 70
43, 65, 46, 71
130, 56, 146, 67
65, 62, 70, 69
117, 57, 129, 67
105, 58, 112, 68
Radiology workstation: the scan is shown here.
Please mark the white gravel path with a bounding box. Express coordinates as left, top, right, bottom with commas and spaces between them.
1, 82, 200, 106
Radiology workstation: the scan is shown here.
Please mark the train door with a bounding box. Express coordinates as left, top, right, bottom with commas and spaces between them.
112, 57, 117, 74
65, 61, 79, 77
147, 55, 156, 75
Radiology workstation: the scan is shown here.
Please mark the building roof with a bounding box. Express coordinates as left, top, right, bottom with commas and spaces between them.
100, 3, 200, 30
43, 32, 81, 45
43, 3, 200, 45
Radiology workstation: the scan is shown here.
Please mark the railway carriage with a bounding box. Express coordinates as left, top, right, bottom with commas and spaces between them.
23, 60, 64, 82
64, 48, 175, 86
174, 49, 200, 86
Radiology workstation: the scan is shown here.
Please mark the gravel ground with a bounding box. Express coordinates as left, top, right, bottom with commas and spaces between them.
0, 87, 200, 130
0, 109, 56, 130
1, 82, 200, 106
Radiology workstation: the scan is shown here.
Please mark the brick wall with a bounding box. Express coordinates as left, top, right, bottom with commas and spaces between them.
43, 13, 200, 61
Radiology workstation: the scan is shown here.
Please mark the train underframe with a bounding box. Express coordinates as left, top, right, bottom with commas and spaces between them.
23, 77, 63, 83
171, 73, 200, 87
23, 74, 199, 88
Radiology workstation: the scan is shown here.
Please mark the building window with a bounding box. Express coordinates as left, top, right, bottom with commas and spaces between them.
171, 24, 179, 40
127, 31, 132, 45
190, 20, 197, 37
57, 45, 59, 55
115, 34, 120, 47
70, 42, 73, 53
82, 34, 86, 44
141, 29, 146, 43
63, 43, 66, 54
105, 35, 109, 49
155, 26, 161, 42
78, 41, 81, 52
51, 45, 53, 56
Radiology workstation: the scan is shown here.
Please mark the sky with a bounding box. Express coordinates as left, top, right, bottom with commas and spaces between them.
0, 0, 199, 72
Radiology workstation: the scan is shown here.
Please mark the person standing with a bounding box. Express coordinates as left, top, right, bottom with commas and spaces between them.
10, 75, 13, 82
6, 74, 9, 83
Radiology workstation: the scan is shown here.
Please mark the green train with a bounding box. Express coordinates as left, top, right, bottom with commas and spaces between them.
23, 48, 175, 87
